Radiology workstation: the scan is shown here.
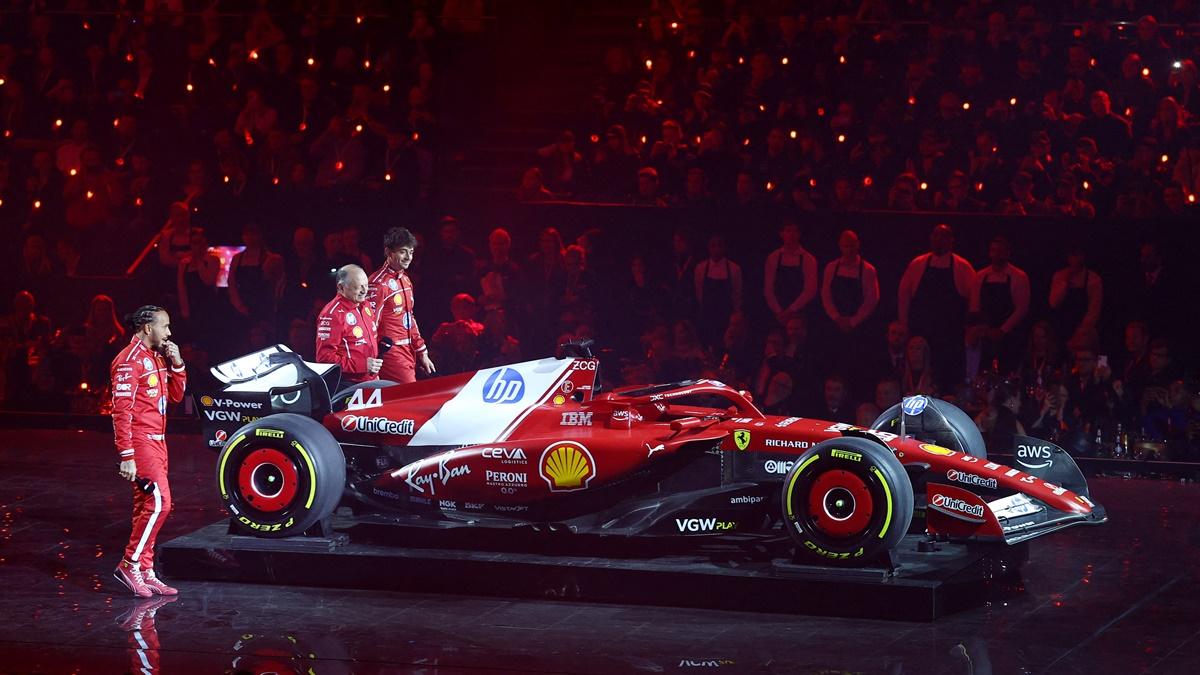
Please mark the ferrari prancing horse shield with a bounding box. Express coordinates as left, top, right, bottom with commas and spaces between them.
734, 429, 751, 451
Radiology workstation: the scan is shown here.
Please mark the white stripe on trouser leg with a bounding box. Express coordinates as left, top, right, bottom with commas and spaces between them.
131, 487, 162, 565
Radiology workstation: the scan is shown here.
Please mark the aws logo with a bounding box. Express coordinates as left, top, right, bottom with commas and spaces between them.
539, 441, 595, 492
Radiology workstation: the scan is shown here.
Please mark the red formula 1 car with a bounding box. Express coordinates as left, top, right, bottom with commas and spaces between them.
195, 342, 1106, 566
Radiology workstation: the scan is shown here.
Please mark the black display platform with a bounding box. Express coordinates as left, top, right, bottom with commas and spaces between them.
159, 518, 1023, 621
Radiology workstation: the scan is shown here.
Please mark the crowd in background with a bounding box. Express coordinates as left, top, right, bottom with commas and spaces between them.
0, 3, 1197, 460
523, 1, 1200, 221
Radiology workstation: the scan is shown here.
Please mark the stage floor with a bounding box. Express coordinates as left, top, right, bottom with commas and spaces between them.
2, 428, 1198, 673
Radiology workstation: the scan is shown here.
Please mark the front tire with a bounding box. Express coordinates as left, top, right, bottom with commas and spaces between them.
782, 437, 914, 565
216, 413, 345, 537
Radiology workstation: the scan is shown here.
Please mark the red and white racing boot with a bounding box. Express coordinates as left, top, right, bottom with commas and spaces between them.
113, 560, 153, 598
142, 569, 178, 596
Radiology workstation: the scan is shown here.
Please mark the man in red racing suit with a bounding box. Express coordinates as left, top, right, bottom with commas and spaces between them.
366, 226, 435, 383
111, 306, 187, 597
316, 264, 381, 385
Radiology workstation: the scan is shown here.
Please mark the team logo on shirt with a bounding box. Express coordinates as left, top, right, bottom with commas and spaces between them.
364, 306, 372, 317
352, 326, 364, 338
346, 313, 357, 326
143, 357, 153, 369
148, 374, 159, 387
393, 294, 403, 306
388, 279, 398, 290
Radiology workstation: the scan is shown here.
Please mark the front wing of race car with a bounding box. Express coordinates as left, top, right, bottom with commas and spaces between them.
921, 435, 1106, 545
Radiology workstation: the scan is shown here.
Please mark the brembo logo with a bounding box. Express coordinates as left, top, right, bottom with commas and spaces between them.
1017, 443, 1054, 470
931, 493, 986, 521
482, 368, 525, 404
341, 415, 415, 435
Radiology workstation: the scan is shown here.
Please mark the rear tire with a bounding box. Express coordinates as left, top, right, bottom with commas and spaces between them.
782, 437, 914, 565
216, 413, 344, 537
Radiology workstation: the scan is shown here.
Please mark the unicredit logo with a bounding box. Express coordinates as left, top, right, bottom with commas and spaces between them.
341, 414, 415, 435
931, 493, 985, 519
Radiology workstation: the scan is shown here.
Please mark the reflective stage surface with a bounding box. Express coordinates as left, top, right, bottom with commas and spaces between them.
2, 429, 1198, 674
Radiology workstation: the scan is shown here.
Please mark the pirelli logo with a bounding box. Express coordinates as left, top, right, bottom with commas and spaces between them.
830, 449, 862, 462
255, 429, 286, 439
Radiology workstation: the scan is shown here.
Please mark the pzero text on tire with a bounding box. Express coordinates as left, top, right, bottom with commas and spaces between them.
781, 437, 914, 564
215, 413, 345, 537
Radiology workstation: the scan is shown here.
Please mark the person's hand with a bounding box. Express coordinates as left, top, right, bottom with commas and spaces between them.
418, 352, 436, 375
1094, 362, 1112, 382
119, 459, 137, 481
162, 340, 183, 367
366, 357, 383, 374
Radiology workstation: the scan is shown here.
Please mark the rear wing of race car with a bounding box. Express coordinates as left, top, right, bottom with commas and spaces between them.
194, 345, 340, 449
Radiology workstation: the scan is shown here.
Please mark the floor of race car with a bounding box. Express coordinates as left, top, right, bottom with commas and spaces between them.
2, 429, 1199, 674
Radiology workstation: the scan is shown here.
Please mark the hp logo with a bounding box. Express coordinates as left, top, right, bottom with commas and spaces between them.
901, 396, 928, 416
482, 368, 525, 404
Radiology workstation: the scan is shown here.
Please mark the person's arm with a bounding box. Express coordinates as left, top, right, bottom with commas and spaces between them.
177, 259, 190, 320
1001, 268, 1031, 334
200, 252, 221, 286
111, 357, 139, 462
156, 228, 174, 267
165, 348, 187, 404
851, 262, 880, 327
955, 255, 976, 299
1082, 271, 1103, 329
315, 307, 365, 379
820, 260, 839, 321
785, 251, 818, 313
897, 257, 920, 326
968, 269, 984, 313
730, 262, 743, 311
409, 285, 434, 371
228, 255, 248, 315
762, 252, 781, 315
1048, 269, 1068, 308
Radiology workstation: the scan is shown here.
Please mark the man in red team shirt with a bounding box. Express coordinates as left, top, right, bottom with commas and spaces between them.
111, 306, 187, 597
316, 264, 382, 385
367, 227, 436, 383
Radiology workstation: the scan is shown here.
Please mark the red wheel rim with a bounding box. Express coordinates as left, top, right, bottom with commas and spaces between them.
237, 448, 299, 512
807, 469, 874, 538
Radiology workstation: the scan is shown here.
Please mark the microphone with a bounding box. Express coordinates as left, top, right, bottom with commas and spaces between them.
135, 477, 157, 494
378, 336, 394, 356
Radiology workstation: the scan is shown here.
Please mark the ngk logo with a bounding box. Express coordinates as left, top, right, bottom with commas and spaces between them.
931, 493, 986, 521
341, 415, 415, 435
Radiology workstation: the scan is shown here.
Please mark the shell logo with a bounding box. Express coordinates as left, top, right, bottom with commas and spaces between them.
393, 294, 403, 305
200, 395, 214, 406
148, 374, 159, 387
539, 441, 595, 492
352, 326, 363, 338
920, 443, 956, 456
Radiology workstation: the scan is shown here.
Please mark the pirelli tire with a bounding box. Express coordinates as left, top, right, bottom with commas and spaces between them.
782, 437, 914, 565
216, 413, 345, 537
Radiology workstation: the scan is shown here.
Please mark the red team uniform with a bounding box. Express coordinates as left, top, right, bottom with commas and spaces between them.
315, 294, 379, 384
111, 335, 187, 573
366, 265, 428, 383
